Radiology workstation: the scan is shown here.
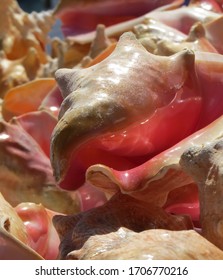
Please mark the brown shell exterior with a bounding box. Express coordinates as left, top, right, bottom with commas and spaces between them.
53, 192, 193, 259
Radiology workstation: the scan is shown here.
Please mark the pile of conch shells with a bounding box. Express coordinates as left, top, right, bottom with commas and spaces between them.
2, 0, 223, 260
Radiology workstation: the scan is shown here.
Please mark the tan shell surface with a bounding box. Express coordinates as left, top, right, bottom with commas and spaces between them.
0, 0, 55, 61
68, 228, 223, 260
180, 138, 223, 250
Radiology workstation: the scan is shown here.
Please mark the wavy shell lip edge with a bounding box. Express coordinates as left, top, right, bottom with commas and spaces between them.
86, 115, 223, 205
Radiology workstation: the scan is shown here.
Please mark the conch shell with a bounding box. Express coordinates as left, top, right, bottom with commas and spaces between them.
15, 202, 60, 260
134, 17, 186, 43
0, 193, 42, 260
149, 3, 220, 34
180, 138, 223, 250
0, 50, 39, 98
133, 17, 186, 54
0, 0, 55, 62
0, 118, 80, 214
53, 192, 192, 259
67, 228, 223, 260
151, 22, 218, 55
2, 78, 56, 121
51, 32, 200, 190
54, 0, 181, 36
